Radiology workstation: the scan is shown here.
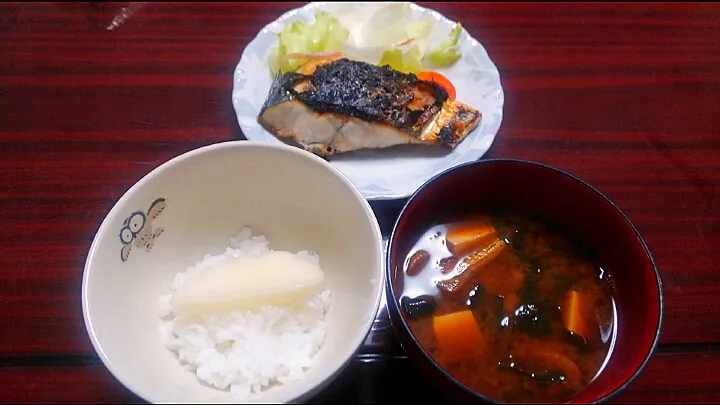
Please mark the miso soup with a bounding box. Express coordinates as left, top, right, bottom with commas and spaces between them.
397, 210, 616, 403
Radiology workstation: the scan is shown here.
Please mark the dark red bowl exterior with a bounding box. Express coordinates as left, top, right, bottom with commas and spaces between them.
386, 159, 663, 404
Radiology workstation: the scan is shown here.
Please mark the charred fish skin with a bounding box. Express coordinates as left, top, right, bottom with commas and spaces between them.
258, 71, 301, 117
261, 59, 448, 131
295, 58, 448, 132
257, 58, 481, 157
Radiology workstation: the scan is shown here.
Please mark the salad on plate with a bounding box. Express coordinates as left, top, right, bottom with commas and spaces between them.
231, 1, 505, 200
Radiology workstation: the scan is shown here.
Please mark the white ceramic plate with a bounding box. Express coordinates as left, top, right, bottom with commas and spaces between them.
232, 1, 504, 200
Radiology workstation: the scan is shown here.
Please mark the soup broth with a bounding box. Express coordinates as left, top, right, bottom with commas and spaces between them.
397, 210, 616, 403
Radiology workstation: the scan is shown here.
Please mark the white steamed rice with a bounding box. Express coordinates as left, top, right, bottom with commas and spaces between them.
156, 227, 331, 400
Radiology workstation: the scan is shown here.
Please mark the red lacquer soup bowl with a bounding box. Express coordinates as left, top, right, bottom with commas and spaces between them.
386, 159, 663, 404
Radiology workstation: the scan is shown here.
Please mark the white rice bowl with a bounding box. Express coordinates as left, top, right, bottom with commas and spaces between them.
82, 141, 385, 404
156, 227, 332, 401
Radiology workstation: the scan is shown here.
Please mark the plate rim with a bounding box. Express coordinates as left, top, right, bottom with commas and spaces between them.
231, 1, 505, 201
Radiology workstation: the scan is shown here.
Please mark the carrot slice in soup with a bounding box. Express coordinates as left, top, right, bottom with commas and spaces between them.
446, 222, 497, 256
433, 310, 486, 362
561, 289, 599, 343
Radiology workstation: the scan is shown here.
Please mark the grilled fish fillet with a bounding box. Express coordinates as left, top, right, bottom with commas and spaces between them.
257, 58, 481, 157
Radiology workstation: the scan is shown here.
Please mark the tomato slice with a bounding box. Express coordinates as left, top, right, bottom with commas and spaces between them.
416, 71, 457, 100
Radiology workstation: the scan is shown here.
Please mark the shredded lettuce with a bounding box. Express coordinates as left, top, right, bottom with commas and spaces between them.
378, 45, 425, 74
338, 3, 437, 71
407, 17, 434, 56
338, 2, 463, 72
374, 17, 441, 73
269, 11, 349, 75
360, 3, 412, 48
267, 5, 464, 75
425, 23, 463, 68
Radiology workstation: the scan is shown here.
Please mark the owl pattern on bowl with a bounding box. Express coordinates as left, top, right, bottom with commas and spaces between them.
119, 197, 167, 262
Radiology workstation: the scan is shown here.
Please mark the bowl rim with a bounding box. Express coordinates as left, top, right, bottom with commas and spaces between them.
81, 140, 386, 404
385, 157, 664, 404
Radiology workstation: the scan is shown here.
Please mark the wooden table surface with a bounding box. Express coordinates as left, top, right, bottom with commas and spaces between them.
2, 2, 719, 403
